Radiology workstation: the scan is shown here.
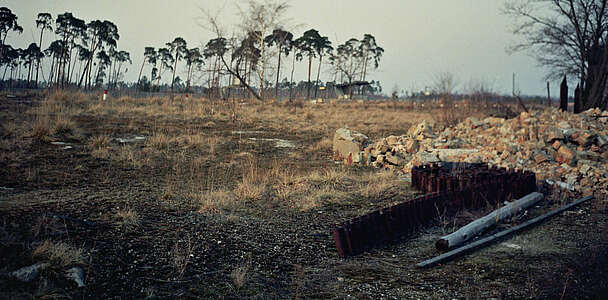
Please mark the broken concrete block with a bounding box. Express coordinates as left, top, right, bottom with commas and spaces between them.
66, 267, 85, 287
333, 127, 369, 163
432, 148, 479, 162
415, 151, 440, 164
552, 140, 562, 150
556, 145, 576, 165
597, 135, 608, 148
577, 151, 601, 161
385, 153, 406, 166
573, 130, 596, 146
405, 139, 419, 154
534, 152, 550, 164
544, 126, 565, 143
408, 120, 435, 139
9, 263, 50, 282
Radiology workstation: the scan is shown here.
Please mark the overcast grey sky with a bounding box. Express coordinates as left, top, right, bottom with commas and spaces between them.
4, 0, 551, 96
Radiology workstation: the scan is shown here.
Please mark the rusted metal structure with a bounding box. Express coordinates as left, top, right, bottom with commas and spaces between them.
332, 163, 536, 258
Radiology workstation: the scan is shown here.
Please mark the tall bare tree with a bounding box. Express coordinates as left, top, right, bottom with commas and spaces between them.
295, 29, 320, 99
138, 47, 156, 88
35, 13, 53, 87
184, 47, 204, 92
238, 0, 289, 100
168, 37, 187, 92
505, 0, 608, 110
432, 71, 458, 100
78, 20, 119, 89
264, 28, 293, 98
0, 7, 22, 63
359, 34, 384, 84
201, 2, 288, 100
312, 33, 332, 98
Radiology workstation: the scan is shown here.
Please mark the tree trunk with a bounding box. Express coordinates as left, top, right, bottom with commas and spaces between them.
171, 52, 179, 92
35, 29, 44, 88
138, 58, 145, 89
546, 81, 550, 106
306, 56, 312, 99
275, 46, 281, 99
49, 55, 56, 85
259, 36, 265, 100
314, 55, 323, 99
436, 192, 543, 251
186, 63, 192, 92
66, 40, 75, 86
560, 76, 569, 112
156, 63, 163, 88
419, 195, 592, 268
289, 53, 296, 101
219, 54, 261, 100
574, 84, 582, 113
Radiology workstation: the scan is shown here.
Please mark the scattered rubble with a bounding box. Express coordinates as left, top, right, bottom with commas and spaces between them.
334, 107, 608, 197
333, 127, 370, 164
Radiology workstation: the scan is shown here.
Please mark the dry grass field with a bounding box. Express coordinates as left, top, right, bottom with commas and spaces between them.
1, 91, 607, 299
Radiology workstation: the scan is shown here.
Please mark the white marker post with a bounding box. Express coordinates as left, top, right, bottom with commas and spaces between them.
103, 90, 107, 101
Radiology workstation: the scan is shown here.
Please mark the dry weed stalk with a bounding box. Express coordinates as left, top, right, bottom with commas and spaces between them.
230, 255, 252, 290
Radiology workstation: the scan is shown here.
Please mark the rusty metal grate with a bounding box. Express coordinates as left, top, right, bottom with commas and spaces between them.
332, 163, 536, 258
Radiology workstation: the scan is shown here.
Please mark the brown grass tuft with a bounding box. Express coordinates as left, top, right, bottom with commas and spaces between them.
32, 240, 86, 267
115, 208, 140, 229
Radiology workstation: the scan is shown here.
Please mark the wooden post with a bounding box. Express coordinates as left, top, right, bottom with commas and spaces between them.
560, 76, 568, 112
546, 81, 550, 106
418, 195, 594, 268
436, 192, 543, 251
574, 84, 582, 113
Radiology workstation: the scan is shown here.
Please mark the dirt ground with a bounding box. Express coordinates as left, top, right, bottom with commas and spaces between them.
1, 91, 607, 299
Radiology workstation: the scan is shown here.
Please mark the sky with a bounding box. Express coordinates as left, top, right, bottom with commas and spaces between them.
3, 0, 553, 96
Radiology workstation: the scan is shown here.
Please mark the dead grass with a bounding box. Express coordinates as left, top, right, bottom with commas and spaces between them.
31, 117, 51, 142
147, 132, 172, 151
115, 208, 140, 229
32, 240, 86, 268
88, 135, 110, 150
230, 256, 252, 290
52, 115, 76, 136
199, 189, 234, 213
172, 236, 195, 280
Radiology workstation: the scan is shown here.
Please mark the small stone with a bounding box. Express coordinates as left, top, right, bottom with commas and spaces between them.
552, 140, 562, 150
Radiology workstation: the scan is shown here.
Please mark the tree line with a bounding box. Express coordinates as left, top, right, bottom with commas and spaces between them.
505, 0, 608, 111
0, 7, 131, 90
0, 4, 385, 100
200, 1, 385, 100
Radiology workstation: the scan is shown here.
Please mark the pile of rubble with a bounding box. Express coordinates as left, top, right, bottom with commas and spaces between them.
333, 107, 608, 196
